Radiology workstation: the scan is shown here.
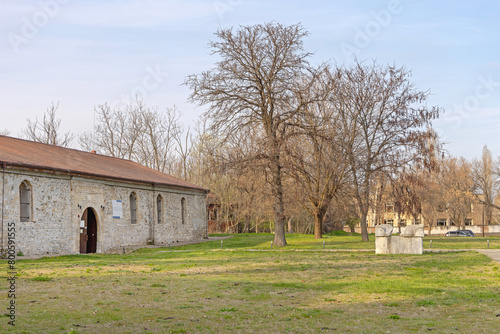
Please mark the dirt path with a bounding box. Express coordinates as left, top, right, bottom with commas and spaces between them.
475, 249, 500, 263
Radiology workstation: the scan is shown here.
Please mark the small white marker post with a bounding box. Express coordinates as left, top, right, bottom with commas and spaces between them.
430, 240, 432, 249
271, 241, 273, 250
221, 240, 223, 249
323, 240, 325, 249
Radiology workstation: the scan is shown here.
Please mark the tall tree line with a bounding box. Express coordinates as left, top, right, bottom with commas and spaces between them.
22, 23, 500, 243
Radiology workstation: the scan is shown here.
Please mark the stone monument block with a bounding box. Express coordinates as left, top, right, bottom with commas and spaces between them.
375, 224, 394, 237
375, 224, 424, 255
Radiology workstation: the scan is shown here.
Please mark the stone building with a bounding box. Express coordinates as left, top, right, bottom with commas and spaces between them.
348, 199, 500, 236
0, 136, 209, 256
370, 199, 500, 236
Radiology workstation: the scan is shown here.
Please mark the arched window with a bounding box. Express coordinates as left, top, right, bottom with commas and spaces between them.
19, 181, 31, 222
130, 192, 137, 224
156, 195, 162, 224
181, 197, 186, 225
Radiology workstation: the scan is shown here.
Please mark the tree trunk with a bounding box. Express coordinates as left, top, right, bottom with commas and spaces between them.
360, 212, 369, 242
305, 221, 313, 234
270, 143, 287, 246
273, 196, 287, 246
314, 211, 324, 239
397, 210, 401, 233
243, 216, 250, 233
482, 206, 486, 237
360, 178, 370, 242
288, 216, 293, 234
314, 206, 328, 239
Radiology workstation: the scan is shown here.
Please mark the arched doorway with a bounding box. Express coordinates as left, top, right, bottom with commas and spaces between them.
80, 208, 98, 254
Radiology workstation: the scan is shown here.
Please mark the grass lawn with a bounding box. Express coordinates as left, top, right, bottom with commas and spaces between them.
2, 233, 500, 333
166, 232, 500, 251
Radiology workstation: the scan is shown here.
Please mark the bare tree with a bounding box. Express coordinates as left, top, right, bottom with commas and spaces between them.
411, 128, 444, 235
387, 169, 423, 231
417, 170, 442, 235
287, 67, 351, 239
185, 22, 319, 246
337, 61, 440, 241
175, 127, 194, 181
472, 145, 499, 224
439, 157, 475, 230
190, 125, 274, 234
136, 105, 181, 173
79, 102, 141, 159
24, 102, 74, 147
79, 99, 182, 173
328, 187, 361, 234
390, 174, 407, 229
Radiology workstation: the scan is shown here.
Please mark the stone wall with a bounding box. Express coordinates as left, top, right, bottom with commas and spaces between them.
0, 168, 74, 255
0, 167, 207, 256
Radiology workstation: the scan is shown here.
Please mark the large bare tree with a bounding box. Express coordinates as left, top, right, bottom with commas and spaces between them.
185, 22, 318, 246
24, 102, 74, 147
439, 157, 475, 230
472, 145, 499, 224
287, 67, 351, 239
336, 61, 440, 241
417, 170, 443, 235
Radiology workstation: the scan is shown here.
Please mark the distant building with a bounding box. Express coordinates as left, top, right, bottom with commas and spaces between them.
366, 196, 500, 226
358, 196, 500, 236
0, 136, 209, 256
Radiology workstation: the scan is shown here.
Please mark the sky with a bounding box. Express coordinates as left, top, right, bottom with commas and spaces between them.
1, 0, 499, 160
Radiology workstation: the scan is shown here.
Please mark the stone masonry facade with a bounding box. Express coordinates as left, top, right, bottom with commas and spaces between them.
1, 166, 207, 256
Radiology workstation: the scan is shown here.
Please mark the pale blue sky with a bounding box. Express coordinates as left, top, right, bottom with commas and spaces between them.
1, 0, 499, 160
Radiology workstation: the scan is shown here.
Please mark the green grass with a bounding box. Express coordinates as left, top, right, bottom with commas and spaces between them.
150, 233, 377, 251
135, 233, 500, 252
2, 233, 500, 333
424, 235, 500, 249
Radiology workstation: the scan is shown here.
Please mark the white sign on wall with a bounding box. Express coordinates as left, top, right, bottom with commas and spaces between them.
112, 200, 122, 219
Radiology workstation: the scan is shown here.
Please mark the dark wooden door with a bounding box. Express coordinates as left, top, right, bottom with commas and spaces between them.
86, 209, 97, 253
79, 210, 88, 253
80, 208, 97, 254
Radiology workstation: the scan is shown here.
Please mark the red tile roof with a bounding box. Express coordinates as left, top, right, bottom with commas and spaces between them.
0, 136, 207, 192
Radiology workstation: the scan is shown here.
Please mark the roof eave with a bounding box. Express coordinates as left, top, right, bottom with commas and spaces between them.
0, 160, 209, 194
